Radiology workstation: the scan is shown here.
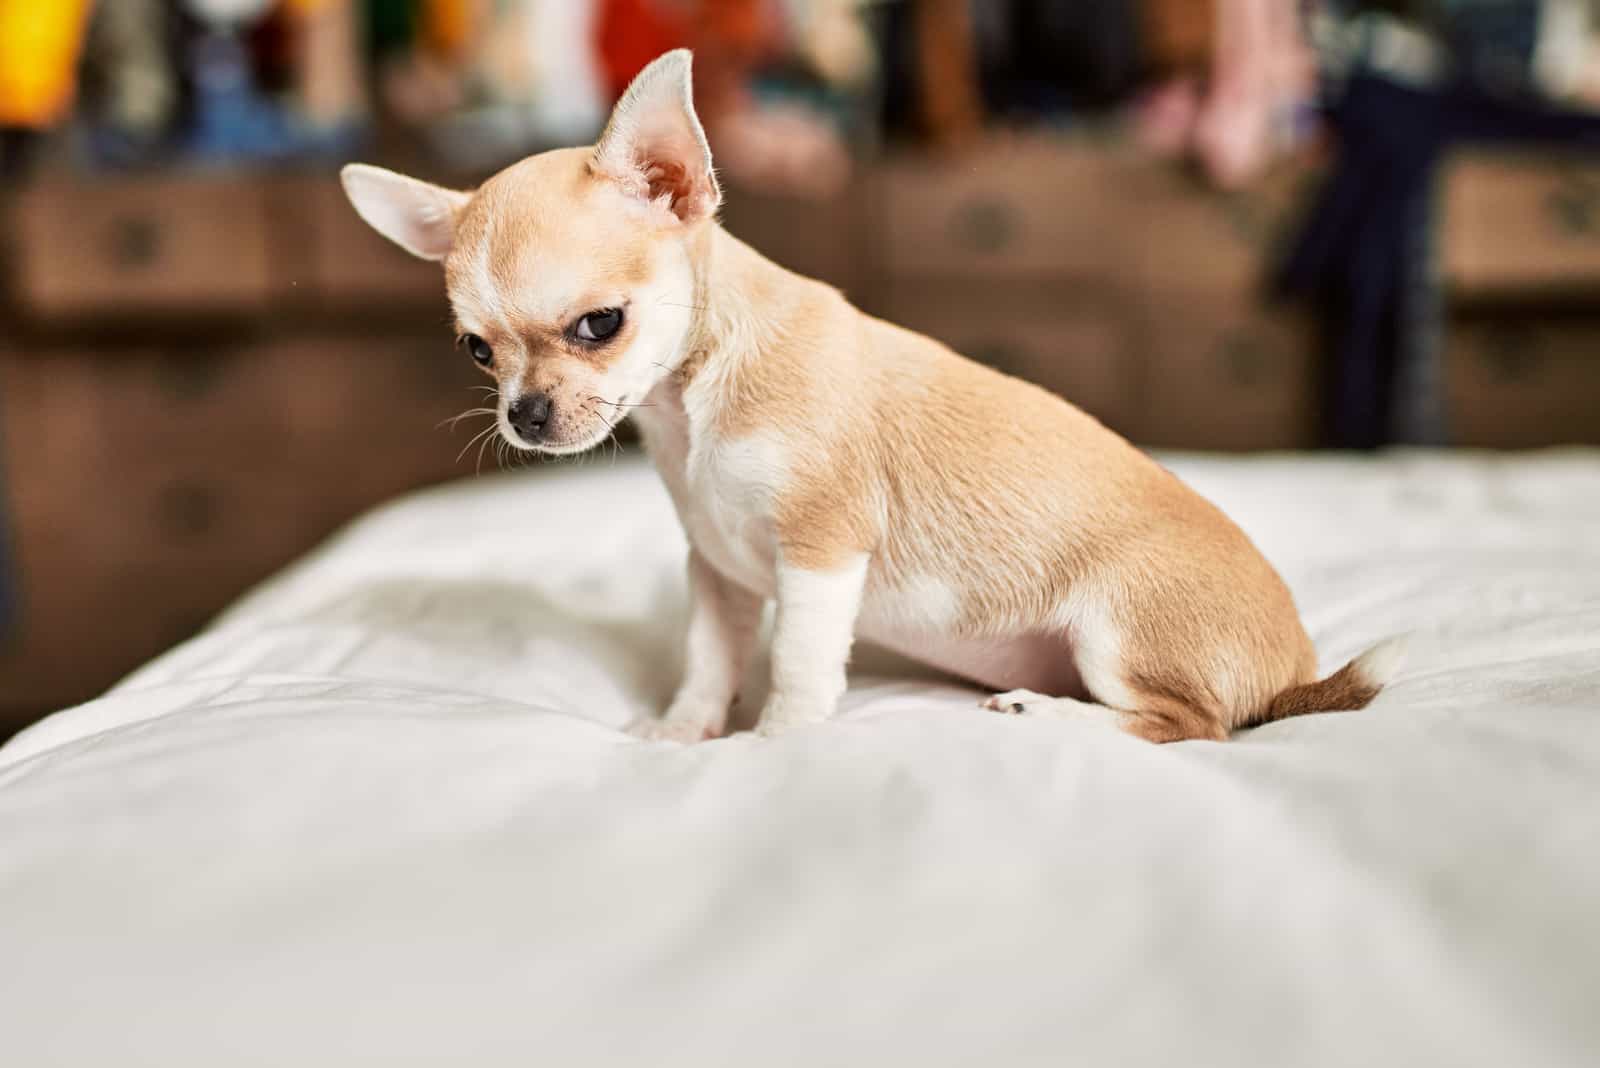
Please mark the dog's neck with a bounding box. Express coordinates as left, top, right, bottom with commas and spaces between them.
633, 222, 831, 455
678, 223, 788, 385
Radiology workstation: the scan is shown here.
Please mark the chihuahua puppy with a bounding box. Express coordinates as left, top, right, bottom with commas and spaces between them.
342, 50, 1403, 743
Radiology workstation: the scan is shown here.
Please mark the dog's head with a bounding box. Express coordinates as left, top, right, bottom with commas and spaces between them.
341, 50, 718, 454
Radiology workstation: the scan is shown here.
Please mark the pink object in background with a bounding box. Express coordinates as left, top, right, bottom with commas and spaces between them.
1133, 0, 1316, 188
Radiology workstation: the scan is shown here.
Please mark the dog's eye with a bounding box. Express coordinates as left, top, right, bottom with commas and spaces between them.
576, 308, 623, 342
460, 334, 493, 366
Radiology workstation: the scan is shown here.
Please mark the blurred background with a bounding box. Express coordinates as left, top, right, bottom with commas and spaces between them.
3, 0, 1600, 733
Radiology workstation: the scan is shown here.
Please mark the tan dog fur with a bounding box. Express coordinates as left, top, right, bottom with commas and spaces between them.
342, 50, 1404, 744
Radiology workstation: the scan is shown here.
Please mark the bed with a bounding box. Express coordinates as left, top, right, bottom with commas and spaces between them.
2, 449, 1598, 1067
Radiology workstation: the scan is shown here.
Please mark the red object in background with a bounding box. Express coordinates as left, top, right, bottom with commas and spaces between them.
593, 1, 841, 199
594, 0, 784, 114
595, 0, 693, 101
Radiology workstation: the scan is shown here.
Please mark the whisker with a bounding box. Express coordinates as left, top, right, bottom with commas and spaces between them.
591, 408, 626, 467
437, 407, 496, 431
456, 424, 496, 465
475, 427, 496, 475
586, 394, 656, 410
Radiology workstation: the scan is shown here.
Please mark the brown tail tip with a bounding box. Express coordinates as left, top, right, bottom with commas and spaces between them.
1259, 637, 1409, 726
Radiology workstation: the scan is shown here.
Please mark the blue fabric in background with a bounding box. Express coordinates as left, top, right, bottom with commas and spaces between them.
1275, 74, 1600, 447
1280, 1, 1600, 446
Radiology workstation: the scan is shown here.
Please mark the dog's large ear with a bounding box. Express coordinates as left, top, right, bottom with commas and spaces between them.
340, 164, 471, 261
592, 49, 720, 224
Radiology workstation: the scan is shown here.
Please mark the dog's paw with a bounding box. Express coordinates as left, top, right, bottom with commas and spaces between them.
983, 690, 1122, 727
753, 695, 833, 738
752, 718, 805, 739
983, 689, 1049, 715
626, 715, 721, 744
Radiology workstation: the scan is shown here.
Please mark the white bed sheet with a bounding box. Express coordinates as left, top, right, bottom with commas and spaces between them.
2, 450, 1599, 1067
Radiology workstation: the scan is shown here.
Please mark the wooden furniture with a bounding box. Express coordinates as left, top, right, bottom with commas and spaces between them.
1, 172, 476, 732
857, 140, 1321, 449
1440, 153, 1600, 447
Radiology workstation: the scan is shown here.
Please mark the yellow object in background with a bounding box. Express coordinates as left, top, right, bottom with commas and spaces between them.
423, 0, 483, 60
0, 0, 95, 128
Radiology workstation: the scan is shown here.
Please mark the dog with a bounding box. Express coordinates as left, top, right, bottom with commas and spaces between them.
341, 49, 1404, 744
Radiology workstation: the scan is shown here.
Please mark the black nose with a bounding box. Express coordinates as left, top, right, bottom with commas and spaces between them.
507, 394, 552, 442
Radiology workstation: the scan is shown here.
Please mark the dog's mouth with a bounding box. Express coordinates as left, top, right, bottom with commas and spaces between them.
516, 428, 612, 455
499, 395, 629, 456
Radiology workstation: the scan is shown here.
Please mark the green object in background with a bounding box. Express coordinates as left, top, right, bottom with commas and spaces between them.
365, 0, 417, 58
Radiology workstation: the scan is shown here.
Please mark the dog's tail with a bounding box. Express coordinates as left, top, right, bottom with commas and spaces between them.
1250, 636, 1409, 728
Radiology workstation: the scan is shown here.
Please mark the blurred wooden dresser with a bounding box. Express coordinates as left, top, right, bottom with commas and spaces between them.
853, 141, 1600, 455
0, 173, 479, 731
1442, 153, 1600, 446
860, 141, 1322, 450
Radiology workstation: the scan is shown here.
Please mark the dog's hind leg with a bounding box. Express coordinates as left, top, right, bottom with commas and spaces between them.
982, 687, 1228, 743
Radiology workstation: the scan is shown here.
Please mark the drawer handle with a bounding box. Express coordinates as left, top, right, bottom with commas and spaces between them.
156, 483, 220, 538
1481, 329, 1541, 382
949, 197, 1018, 254
1218, 331, 1268, 385
156, 352, 228, 401
107, 215, 162, 269
1545, 176, 1600, 237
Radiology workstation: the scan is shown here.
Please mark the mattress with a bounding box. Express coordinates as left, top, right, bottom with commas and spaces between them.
2, 449, 1598, 1067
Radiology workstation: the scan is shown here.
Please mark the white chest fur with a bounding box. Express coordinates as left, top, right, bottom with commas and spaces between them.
633, 382, 783, 599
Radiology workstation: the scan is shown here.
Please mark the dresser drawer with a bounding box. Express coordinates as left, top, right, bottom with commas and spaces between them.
721, 183, 864, 296
58, 334, 477, 464
1446, 321, 1600, 446
294, 178, 449, 306
874, 140, 1128, 280
12, 178, 278, 318
1444, 155, 1600, 296
879, 283, 1134, 432
6, 350, 327, 574
0, 336, 486, 712
1135, 293, 1318, 451
1127, 160, 1314, 292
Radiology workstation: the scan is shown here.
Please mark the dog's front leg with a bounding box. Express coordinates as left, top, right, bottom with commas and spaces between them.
630, 550, 763, 742
756, 552, 869, 737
